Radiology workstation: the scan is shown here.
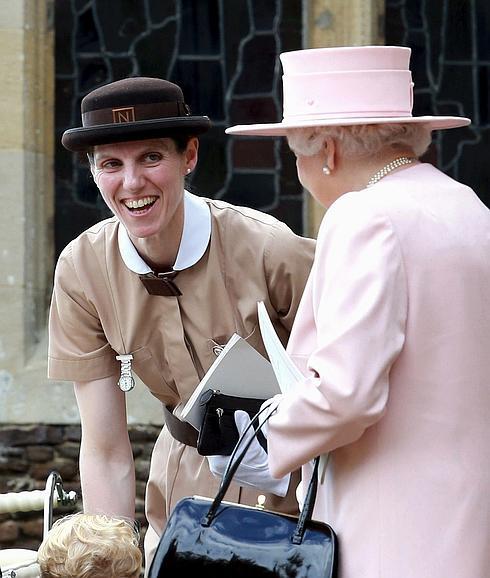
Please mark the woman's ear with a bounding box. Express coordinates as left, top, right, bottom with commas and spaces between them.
185, 137, 199, 173
87, 151, 99, 183
323, 136, 336, 173
90, 164, 102, 188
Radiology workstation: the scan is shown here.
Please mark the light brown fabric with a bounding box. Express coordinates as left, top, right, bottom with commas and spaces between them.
48, 198, 315, 571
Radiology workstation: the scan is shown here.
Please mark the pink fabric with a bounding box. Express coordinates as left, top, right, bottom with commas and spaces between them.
280, 45, 411, 74
282, 71, 413, 120
267, 163, 490, 578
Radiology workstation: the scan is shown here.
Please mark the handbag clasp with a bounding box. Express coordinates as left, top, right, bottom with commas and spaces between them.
255, 494, 266, 510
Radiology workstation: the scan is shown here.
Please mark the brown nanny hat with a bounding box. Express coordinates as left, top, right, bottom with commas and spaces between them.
62, 77, 211, 152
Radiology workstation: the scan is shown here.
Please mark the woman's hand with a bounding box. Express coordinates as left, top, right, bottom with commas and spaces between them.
206, 409, 290, 497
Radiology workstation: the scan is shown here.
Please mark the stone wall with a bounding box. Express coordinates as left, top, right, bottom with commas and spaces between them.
0, 424, 160, 551
0, 0, 54, 378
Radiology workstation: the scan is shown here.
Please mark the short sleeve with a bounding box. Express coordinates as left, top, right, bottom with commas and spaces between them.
264, 224, 316, 333
48, 244, 118, 381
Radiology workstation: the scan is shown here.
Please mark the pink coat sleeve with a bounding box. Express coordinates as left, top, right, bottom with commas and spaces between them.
267, 196, 408, 478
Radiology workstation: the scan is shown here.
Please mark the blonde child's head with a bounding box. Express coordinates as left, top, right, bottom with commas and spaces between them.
37, 513, 142, 578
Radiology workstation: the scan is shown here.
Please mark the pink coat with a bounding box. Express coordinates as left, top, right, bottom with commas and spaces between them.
267, 163, 490, 578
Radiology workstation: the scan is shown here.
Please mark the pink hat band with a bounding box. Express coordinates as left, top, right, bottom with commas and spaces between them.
226, 46, 470, 135
283, 70, 414, 121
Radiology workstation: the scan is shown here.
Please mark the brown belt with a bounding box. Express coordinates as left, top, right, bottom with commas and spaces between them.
163, 405, 198, 447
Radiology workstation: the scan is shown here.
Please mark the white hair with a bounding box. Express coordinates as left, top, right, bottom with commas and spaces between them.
287, 123, 432, 159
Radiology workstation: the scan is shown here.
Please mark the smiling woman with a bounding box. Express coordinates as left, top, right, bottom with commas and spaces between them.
49, 76, 316, 575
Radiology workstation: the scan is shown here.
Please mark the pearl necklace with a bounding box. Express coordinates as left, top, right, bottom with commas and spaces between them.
366, 156, 415, 188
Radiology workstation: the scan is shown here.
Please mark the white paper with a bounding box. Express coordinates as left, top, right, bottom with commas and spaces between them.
257, 301, 329, 479
257, 301, 303, 394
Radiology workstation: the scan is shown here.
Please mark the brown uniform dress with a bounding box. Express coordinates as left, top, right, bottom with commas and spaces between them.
48, 197, 315, 568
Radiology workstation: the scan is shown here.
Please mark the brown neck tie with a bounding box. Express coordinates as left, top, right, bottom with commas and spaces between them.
139, 271, 182, 296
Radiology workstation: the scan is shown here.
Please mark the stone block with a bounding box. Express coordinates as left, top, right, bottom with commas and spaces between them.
20, 518, 43, 539
1, 1, 54, 154
0, 149, 53, 376
135, 497, 146, 515
0, 150, 26, 281
134, 459, 150, 480
0, 424, 63, 446
64, 425, 82, 442
0, 476, 32, 494
0, 296, 24, 372
0, 520, 19, 543
0, 457, 28, 473
14, 537, 39, 551
135, 480, 147, 499
56, 442, 79, 460
0, 0, 24, 30
25, 445, 54, 462
128, 424, 161, 443
0, 31, 24, 149
0, 446, 23, 461
29, 458, 78, 483
23, 31, 55, 155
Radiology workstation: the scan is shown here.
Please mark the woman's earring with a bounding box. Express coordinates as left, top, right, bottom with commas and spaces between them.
186, 168, 192, 174
322, 165, 331, 176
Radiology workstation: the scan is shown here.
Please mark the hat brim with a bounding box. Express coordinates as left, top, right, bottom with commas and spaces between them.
226, 115, 471, 136
62, 116, 212, 151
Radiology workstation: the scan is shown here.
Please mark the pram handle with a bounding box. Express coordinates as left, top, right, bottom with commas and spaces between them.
0, 490, 45, 514
0, 472, 78, 578
0, 471, 78, 538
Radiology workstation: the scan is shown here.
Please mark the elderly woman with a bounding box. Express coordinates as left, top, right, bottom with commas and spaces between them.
49, 76, 315, 574
218, 46, 490, 577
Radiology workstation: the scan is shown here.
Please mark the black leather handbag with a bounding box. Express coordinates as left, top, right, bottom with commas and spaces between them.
196, 389, 267, 455
149, 410, 339, 578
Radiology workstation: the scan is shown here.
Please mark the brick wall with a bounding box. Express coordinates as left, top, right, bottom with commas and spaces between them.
0, 424, 160, 550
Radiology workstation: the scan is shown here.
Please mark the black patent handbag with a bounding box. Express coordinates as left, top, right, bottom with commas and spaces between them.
149, 408, 339, 578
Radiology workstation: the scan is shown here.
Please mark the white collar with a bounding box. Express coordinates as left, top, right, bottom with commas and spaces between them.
118, 191, 211, 274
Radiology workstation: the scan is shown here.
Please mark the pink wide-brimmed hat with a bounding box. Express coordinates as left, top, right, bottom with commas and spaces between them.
226, 46, 470, 136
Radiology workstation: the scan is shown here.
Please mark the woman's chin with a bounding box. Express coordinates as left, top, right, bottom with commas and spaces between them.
118, 212, 160, 238
124, 223, 161, 240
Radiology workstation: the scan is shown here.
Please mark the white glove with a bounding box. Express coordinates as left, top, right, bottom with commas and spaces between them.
206, 410, 290, 497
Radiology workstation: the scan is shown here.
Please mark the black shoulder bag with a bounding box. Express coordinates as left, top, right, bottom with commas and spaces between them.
149, 406, 339, 577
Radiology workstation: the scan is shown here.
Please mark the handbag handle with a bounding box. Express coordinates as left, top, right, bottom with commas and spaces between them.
202, 404, 320, 545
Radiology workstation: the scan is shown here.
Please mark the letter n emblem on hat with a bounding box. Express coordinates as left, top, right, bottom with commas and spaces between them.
112, 107, 135, 123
